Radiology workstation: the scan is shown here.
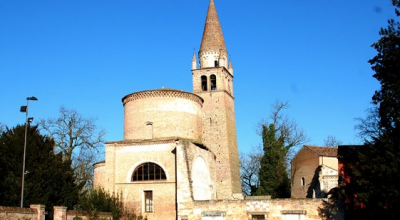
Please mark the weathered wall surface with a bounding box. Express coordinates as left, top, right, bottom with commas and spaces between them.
291, 146, 339, 199
178, 198, 325, 220
101, 139, 178, 220
291, 148, 320, 198
320, 156, 337, 170
0, 205, 44, 220
93, 161, 105, 189
123, 89, 203, 141
192, 67, 241, 199
0, 205, 112, 220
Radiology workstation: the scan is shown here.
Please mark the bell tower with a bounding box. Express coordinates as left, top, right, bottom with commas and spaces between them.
192, 0, 241, 199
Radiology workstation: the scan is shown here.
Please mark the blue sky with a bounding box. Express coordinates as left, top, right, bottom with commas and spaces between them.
0, 0, 396, 155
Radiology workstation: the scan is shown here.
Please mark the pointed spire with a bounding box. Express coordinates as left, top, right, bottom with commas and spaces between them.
199, 0, 226, 55
192, 51, 197, 69
228, 59, 233, 74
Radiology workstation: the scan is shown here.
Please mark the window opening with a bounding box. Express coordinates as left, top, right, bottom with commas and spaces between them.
214, 60, 219, 67
252, 214, 266, 220
301, 177, 305, 186
201, 75, 208, 91
145, 121, 153, 139
132, 162, 166, 181
210, 75, 217, 90
144, 191, 153, 213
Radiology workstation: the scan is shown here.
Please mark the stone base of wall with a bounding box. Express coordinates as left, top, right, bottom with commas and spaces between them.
0, 205, 112, 220
0, 204, 45, 220
178, 198, 340, 220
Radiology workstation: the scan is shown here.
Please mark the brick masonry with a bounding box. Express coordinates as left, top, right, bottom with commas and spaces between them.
291, 146, 338, 199
92, 0, 328, 219
177, 198, 324, 220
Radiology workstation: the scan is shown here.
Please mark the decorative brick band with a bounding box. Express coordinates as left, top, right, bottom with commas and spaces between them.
122, 89, 204, 106
281, 210, 307, 215
106, 138, 178, 147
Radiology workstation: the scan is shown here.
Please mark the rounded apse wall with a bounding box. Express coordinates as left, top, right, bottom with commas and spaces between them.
122, 89, 203, 141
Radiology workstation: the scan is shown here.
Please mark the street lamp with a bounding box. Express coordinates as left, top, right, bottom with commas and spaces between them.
20, 96, 38, 207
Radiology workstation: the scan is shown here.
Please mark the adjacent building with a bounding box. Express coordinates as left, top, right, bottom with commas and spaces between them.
291, 145, 338, 199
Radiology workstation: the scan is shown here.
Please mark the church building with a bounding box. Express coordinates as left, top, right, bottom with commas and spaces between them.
94, 1, 325, 219
93, 0, 242, 219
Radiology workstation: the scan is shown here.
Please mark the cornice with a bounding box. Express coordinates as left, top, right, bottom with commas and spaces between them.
105, 137, 202, 147
122, 89, 204, 106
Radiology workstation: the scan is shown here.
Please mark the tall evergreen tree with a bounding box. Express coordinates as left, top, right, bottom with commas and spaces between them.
351, 1, 400, 219
0, 125, 80, 217
256, 124, 290, 198
244, 101, 307, 197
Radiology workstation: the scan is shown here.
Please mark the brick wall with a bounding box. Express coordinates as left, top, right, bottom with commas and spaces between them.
123, 89, 203, 141
0, 205, 111, 220
192, 67, 241, 199
93, 161, 105, 189
291, 148, 320, 198
178, 198, 326, 220
0, 205, 43, 220
101, 139, 179, 220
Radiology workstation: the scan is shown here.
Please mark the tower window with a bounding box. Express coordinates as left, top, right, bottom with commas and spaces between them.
144, 191, 153, 213
132, 162, 166, 181
210, 74, 217, 90
301, 177, 305, 186
201, 75, 208, 91
214, 60, 219, 67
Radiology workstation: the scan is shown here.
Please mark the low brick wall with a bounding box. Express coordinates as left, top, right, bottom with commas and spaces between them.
66, 210, 112, 220
0, 205, 112, 220
0, 204, 45, 220
54, 206, 112, 220
178, 198, 328, 220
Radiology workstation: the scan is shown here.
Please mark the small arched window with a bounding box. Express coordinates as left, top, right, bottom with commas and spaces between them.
210, 75, 217, 90
301, 177, 305, 186
201, 75, 208, 91
214, 60, 219, 67
132, 162, 166, 181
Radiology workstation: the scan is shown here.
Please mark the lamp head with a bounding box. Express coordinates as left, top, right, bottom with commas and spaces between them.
27, 96, 38, 101
27, 117, 34, 123
20, 106, 27, 112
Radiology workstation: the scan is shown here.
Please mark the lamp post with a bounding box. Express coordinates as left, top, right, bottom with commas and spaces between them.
20, 96, 38, 207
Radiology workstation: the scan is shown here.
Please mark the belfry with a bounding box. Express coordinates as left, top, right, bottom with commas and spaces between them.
192, 0, 241, 199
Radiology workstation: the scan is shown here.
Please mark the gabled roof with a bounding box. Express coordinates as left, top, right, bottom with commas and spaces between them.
199, 0, 227, 53
304, 145, 338, 157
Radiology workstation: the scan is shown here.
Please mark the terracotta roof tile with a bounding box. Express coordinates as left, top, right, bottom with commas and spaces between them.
199, 0, 226, 53
305, 145, 338, 157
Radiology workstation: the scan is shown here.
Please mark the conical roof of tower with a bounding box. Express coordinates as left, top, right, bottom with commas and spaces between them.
199, 0, 227, 54
192, 52, 196, 62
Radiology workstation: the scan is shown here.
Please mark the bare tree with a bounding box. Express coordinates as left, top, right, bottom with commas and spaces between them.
323, 135, 343, 147
38, 106, 106, 188
240, 100, 309, 196
355, 106, 382, 142
258, 101, 308, 147
239, 145, 262, 196
257, 100, 309, 162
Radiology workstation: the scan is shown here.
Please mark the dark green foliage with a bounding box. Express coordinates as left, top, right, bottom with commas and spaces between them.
77, 188, 145, 220
255, 124, 290, 198
77, 188, 123, 220
0, 125, 80, 218
350, 1, 400, 219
